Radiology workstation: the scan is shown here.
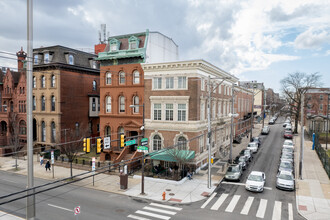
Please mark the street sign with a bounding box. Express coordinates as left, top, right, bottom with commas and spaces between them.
141, 138, 148, 146
51, 151, 54, 164
104, 137, 111, 149
92, 157, 95, 172
137, 146, 148, 153
125, 139, 136, 146
74, 206, 80, 215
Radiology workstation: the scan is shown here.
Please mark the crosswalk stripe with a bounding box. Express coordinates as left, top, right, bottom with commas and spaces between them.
225, 195, 240, 212
272, 201, 282, 220
143, 206, 176, 215
150, 203, 182, 211
201, 192, 216, 209
128, 214, 151, 220
256, 199, 267, 218
288, 203, 293, 220
210, 193, 228, 210
135, 210, 170, 220
240, 196, 254, 215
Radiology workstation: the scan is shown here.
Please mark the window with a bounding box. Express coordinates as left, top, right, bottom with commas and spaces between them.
153, 135, 162, 151
33, 76, 36, 88
51, 75, 55, 87
166, 77, 174, 89
128, 36, 140, 50
41, 121, 46, 142
51, 96, 55, 111
153, 77, 162, 89
92, 98, 96, 111
106, 96, 111, 113
105, 126, 111, 137
165, 104, 173, 121
178, 76, 187, 89
98, 98, 100, 111
320, 95, 323, 100
41, 96, 45, 111
199, 136, 204, 153
44, 53, 49, 64
34, 55, 39, 64
106, 72, 112, 84
133, 70, 140, 84
68, 54, 74, 65
320, 105, 323, 110
110, 44, 117, 51
92, 80, 97, 91
119, 96, 125, 112
41, 75, 45, 88
19, 121, 26, 135
177, 136, 187, 150
178, 104, 186, 121
154, 104, 162, 120
51, 122, 56, 143
119, 72, 125, 84
33, 96, 36, 111
133, 96, 139, 113
130, 42, 137, 49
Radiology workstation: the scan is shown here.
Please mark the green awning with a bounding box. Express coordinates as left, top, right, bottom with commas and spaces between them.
149, 149, 195, 162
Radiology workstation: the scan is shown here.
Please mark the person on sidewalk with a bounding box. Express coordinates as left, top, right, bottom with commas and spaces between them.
45, 160, 51, 171
40, 155, 44, 166
187, 171, 193, 180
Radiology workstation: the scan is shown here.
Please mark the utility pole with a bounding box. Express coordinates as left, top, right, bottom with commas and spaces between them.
26, 0, 35, 219
262, 84, 266, 128
326, 93, 329, 150
207, 76, 212, 189
250, 81, 255, 141
229, 83, 235, 164
299, 94, 304, 179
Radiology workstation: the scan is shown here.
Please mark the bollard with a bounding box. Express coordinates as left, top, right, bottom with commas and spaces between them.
162, 191, 166, 200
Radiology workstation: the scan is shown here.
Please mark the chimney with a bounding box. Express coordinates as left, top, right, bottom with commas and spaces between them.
16, 47, 27, 71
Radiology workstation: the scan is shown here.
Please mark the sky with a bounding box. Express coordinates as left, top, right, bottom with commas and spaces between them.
0, 0, 329, 94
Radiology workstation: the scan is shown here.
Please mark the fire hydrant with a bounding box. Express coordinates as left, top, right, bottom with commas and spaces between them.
162, 191, 166, 200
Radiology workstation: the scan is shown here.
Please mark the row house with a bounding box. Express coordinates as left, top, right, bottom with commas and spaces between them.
32, 45, 100, 150
239, 81, 265, 117
0, 48, 27, 155
143, 60, 238, 170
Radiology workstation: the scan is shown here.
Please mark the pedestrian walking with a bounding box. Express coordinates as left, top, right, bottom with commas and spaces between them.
45, 160, 51, 171
40, 155, 44, 166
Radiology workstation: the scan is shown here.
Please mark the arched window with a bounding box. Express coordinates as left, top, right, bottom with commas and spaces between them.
106, 96, 111, 113
92, 80, 97, 91
133, 70, 140, 84
41, 75, 45, 88
19, 120, 26, 135
10, 101, 13, 112
33, 96, 36, 111
119, 96, 125, 112
177, 136, 187, 150
153, 135, 162, 151
105, 126, 111, 137
33, 76, 36, 88
133, 96, 139, 113
51, 96, 55, 111
119, 71, 125, 84
106, 72, 112, 84
51, 75, 55, 87
41, 121, 46, 142
41, 96, 45, 111
51, 122, 56, 143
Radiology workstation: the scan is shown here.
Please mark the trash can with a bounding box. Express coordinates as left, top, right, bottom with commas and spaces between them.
120, 173, 128, 189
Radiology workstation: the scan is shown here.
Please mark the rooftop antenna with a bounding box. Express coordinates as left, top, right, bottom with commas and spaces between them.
101, 24, 106, 43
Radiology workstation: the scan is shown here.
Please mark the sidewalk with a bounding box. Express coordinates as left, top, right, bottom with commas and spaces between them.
294, 125, 330, 220
0, 123, 263, 205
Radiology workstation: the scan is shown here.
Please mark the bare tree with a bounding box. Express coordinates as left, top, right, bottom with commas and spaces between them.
281, 72, 322, 133
8, 112, 24, 170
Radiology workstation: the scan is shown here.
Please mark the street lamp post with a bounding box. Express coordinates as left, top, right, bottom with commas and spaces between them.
326, 93, 329, 150
229, 83, 239, 164
130, 104, 145, 195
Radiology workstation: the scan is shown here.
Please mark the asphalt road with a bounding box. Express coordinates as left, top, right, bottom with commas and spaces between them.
0, 117, 304, 220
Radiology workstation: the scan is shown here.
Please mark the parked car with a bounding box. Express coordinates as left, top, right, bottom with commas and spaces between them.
225, 164, 243, 181
280, 154, 294, 163
283, 140, 294, 149
239, 149, 253, 162
282, 148, 294, 155
285, 126, 292, 132
247, 142, 259, 153
252, 137, 262, 147
276, 171, 295, 191
237, 156, 248, 170
269, 118, 275, 125
284, 131, 293, 139
278, 161, 294, 173
261, 126, 270, 135
245, 171, 266, 192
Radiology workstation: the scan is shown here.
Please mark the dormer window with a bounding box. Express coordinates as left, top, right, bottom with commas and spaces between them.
68, 54, 74, 65
128, 36, 140, 50
109, 38, 121, 52
33, 54, 39, 65
65, 52, 75, 65
44, 53, 49, 64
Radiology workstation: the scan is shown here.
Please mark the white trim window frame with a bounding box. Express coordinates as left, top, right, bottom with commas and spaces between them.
106, 72, 112, 85
153, 77, 162, 90
133, 96, 139, 113
178, 76, 187, 89
165, 77, 174, 89
165, 104, 174, 121
133, 70, 140, 84
178, 103, 186, 121
119, 96, 125, 113
106, 96, 112, 113
119, 72, 125, 84
153, 103, 162, 120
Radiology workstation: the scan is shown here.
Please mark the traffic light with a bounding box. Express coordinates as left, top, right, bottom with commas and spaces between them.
83, 138, 91, 153
97, 138, 103, 154
120, 134, 125, 148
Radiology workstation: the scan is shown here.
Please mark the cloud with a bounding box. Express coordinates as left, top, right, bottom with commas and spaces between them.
294, 28, 330, 49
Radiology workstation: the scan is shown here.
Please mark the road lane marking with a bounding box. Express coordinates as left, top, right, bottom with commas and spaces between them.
201, 192, 216, 209
272, 201, 282, 220
225, 195, 240, 212
128, 214, 151, 220
48, 203, 73, 212
149, 203, 182, 211
143, 207, 176, 215
240, 196, 254, 215
221, 181, 272, 190
256, 199, 267, 218
210, 193, 228, 210
288, 203, 293, 220
135, 210, 170, 220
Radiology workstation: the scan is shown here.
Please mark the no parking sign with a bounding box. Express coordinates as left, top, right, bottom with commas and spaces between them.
74, 206, 80, 216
